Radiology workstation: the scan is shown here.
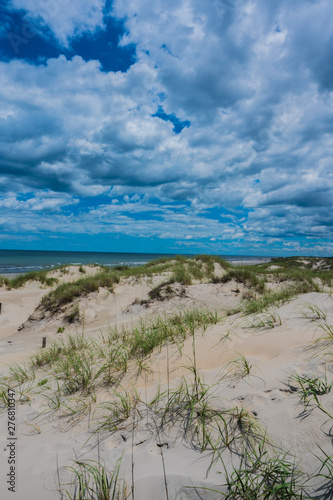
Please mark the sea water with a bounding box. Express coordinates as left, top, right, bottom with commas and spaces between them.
0, 249, 272, 275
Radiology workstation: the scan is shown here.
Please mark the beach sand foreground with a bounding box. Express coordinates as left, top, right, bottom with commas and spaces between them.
0, 256, 332, 499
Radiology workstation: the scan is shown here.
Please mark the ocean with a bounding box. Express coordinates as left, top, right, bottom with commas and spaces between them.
0, 249, 272, 275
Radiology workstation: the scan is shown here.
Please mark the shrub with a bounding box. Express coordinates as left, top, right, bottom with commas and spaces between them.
41, 272, 119, 312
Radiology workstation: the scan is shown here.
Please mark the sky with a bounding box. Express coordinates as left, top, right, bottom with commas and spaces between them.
0, 0, 332, 256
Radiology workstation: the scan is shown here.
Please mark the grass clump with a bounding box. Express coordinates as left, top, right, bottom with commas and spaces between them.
8, 270, 58, 289
227, 353, 253, 378
0, 275, 10, 287
172, 263, 192, 285
147, 279, 175, 301
301, 303, 327, 321
41, 272, 119, 313
61, 456, 127, 500
213, 267, 266, 293
290, 373, 333, 418
64, 304, 80, 323
241, 281, 318, 315
31, 342, 63, 368
218, 445, 305, 499
126, 309, 219, 358
244, 311, 282, 330
157, 376, 226, 452
55, 351, 97, 395
94, 391, 134, 432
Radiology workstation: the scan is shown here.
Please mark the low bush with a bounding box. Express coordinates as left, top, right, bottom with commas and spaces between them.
41, 272, 119, 312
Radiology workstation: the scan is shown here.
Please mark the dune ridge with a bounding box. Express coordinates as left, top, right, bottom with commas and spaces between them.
0, 255, 333, 499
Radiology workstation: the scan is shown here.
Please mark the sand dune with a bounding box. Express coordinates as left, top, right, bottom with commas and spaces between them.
0, 259, 332, 499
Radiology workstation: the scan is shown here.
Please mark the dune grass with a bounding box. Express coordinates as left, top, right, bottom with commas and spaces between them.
241, 281, 319, 315
0, 270, 58, 289
212, 266, 266, 293
41, 271, 119, 313
25, 254, 232, 315
291, 373, 333, 419
60, 456, 127, 500
2, 254, 333, 497
216, 445, 305, 499
5, 308, 219, 405
125, 309, 219, 358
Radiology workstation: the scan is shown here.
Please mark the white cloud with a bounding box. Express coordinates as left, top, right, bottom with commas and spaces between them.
1, 0, 333, 251
10, 0, 105, 45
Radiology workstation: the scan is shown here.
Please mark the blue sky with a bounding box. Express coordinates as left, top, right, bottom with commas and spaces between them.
0, 0, 332, 256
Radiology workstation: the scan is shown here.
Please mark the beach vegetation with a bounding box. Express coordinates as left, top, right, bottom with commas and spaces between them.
41, 271, 119, 313
9, 364, 31, 385
3, 254, 333, 497
290, 373, 333, 418
60, 456, 126, 500
126, 309, 219, 358
312, 447, 333, 497
8, 270, 58, 289
241, 281, 319, 316
64, 304, 80, 323
301, 303, 328, 321
94, 390, 135, 433
228, 353, 253, 378
0, 275, 10, 287
212, 266, 266, 292
212, 445, 305, 499
310, 318, 333, 352
244, 311, 282, 330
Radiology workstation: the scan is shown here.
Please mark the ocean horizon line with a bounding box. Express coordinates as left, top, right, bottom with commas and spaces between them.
0, 249, 273, 275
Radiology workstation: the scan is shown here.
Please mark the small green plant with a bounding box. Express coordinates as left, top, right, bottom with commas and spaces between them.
219, 445, 305, 499
57, 327, 65, 333
37, 378, 48, 387
301, 303, 327, 321
31, 342, 62, 368
311, 319, 333, 351
41, 271, 119, 313
61, 456, 126, 500
96, 344, 128, 385
95, 391, 135, 433
245, 311, 281, 330
55, 351, 97, 395
9, 364, 30, 386
43, 380, 63, 411
228, 353, 253, 378
291, 373, 333, 418
0, 385, 10, 407
172, 263, 192, 285
158, 376, 225, 452
312, 446, 333, 495
79, 265, 86, 274
65, 304, 80, 323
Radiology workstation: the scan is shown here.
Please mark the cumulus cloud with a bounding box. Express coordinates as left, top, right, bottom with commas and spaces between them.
9, 0, 106, 45
0, 0, 333, 253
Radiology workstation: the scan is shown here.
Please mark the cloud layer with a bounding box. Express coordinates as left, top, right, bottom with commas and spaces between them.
0, 0, 332, 254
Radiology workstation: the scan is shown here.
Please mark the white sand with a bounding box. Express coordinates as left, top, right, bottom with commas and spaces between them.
0, 267, 332, 499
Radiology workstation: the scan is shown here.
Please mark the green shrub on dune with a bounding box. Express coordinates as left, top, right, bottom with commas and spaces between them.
41, 272, 119, 312
9, 270, 57, 289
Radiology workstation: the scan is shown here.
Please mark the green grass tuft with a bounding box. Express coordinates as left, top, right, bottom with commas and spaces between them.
41, 272, 119, 313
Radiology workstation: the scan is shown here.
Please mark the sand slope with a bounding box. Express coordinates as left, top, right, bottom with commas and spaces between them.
0, 267, 333, 499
